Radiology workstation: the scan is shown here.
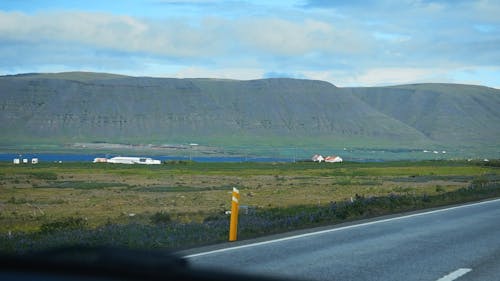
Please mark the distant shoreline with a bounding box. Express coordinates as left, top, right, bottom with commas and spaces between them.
0, 153, 295, 163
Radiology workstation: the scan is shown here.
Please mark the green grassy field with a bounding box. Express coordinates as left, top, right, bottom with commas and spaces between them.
1, 160, 498, 234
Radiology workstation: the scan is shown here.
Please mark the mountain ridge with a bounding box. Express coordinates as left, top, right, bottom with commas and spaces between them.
1, 72, 499, 157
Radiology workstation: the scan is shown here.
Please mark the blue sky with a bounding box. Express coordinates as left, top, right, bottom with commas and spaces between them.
1, 0, 499, 88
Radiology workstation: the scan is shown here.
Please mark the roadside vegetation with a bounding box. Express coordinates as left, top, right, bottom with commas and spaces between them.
0, 160, 498, 254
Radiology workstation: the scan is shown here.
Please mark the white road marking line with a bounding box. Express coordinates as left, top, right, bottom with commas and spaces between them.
185, 198, 500, 258
436, 268, 472, 281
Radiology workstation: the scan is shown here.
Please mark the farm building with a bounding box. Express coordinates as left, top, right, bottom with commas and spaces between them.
106, 156, 161, 165
324, 156, 343, 163
14, 158, 38, 164
312, 154, 324, 162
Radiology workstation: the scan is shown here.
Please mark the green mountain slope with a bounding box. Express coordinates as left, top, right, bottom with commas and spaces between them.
0, 72, 498, 155
348, 83, 500, 145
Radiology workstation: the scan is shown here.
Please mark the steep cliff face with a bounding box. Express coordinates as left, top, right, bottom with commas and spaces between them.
1, 72, 499, 150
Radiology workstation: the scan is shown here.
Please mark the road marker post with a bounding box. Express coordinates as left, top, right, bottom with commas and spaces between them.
229, 187, 240, 241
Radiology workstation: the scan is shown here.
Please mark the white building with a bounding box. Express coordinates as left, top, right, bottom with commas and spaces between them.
325, 156, 343, 163
106, 156, 161, 165
31, 158, 39, 164
312, 154, 324, 162
13, 158, 20, 164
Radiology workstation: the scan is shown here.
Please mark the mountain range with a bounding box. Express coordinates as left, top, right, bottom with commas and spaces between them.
1, 72, 499, 158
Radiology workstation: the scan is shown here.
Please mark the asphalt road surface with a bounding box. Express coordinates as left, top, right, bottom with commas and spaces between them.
184, 198, 500, 281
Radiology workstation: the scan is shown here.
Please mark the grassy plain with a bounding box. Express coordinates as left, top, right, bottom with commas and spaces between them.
1, 160, 498, 234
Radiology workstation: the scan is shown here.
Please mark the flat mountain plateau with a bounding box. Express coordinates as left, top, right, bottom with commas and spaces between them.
1, 72, 499, 159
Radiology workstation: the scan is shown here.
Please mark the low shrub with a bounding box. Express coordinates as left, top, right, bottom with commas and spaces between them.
7, 196, 31, 204
40, 217, 88, 234
34, 181, 129, 190
150, 212, 172, 225
29, 172, 58, 181
2, 180, 499, 255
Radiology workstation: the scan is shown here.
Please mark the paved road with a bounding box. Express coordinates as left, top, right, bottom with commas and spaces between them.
184, 199, 500, 281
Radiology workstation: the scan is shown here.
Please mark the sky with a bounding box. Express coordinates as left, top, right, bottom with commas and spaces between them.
0, 0, 499, 88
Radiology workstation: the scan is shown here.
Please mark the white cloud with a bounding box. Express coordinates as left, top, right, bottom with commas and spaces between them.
0, 11, 219, 57
0, 2, 499, 88
173, 66, 265, 80
301, 66, 500, 89
0, 10, 372, 59
473, 0, 500, 23
235, 18, 370, 56
373, 31, 411, 42
345, 67, 450, 86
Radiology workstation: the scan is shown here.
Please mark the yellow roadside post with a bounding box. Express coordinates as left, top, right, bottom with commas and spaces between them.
229, 187, 240, 242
